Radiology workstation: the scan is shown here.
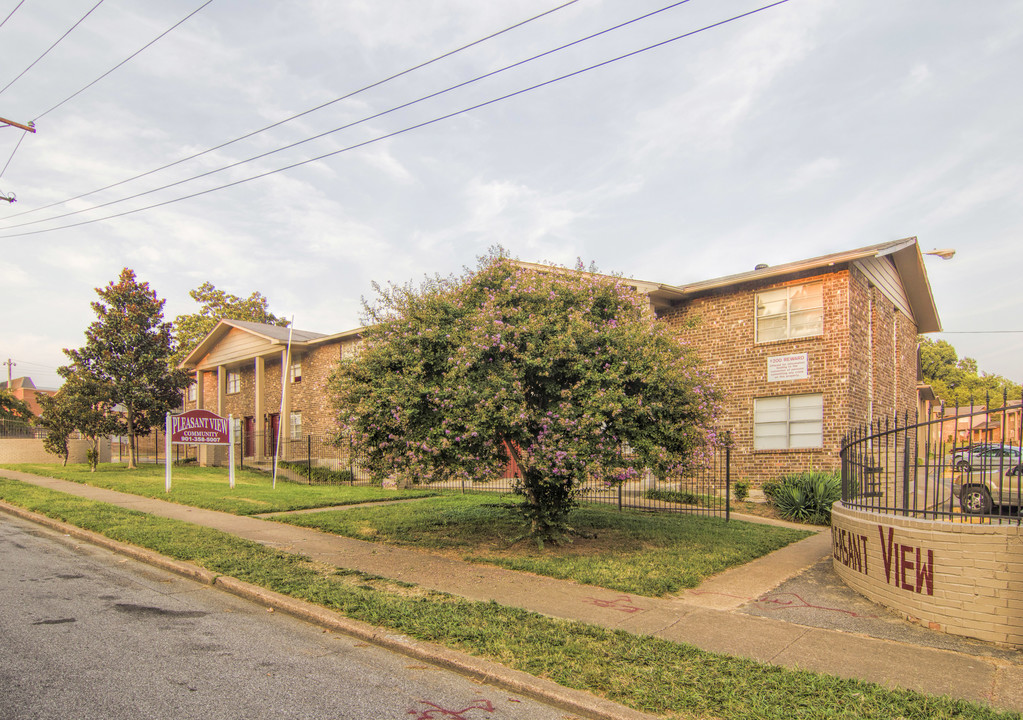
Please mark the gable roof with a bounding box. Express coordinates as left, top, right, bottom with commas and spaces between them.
643, 237, 942, 333
179, 319, 329, 370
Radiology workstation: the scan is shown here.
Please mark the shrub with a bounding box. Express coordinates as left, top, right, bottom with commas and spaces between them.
732, 480, 749, 503
766, 471, 840, 525
644, 488, 724, 508
278, 460, 354, 485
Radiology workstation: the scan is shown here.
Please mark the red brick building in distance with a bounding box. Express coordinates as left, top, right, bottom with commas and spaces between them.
1, 377, 57, 418
180, 237, 941, 485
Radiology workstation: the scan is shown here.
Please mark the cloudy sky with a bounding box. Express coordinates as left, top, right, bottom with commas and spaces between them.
1, 0, 1020, 390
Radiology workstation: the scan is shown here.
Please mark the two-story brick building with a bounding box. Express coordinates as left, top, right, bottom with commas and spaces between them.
180, 237, 940, 484
179, 319, 364, 461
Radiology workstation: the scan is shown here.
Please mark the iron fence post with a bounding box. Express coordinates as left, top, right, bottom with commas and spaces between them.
725, 441, 730, 522
307, 434, 312, 483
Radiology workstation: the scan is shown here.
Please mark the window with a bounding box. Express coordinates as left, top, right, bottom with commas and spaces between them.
290, 360, 302, 383
754, 394, 823, 450
232, 417, 242, 443
187, 383, 196, 402
289, 411, 302, 440
755, 282, 823, 343
227, 371, 240, 394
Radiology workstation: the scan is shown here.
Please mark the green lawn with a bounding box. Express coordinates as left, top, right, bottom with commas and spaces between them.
1, 463, 440, 514
0, 476, 1011, 720
276, 493, 811, 596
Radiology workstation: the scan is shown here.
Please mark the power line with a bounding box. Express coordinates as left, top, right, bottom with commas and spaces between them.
3, 0, 580, 222
0, 129, 26, 178
0, 0, 26, 30
0, 0, 105, 97
32, 0, 213, 122
0, 0, 791, 239
2, 0, 698, 231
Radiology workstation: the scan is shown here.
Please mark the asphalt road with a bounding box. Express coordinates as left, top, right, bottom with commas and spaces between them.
0, 513, 575, 720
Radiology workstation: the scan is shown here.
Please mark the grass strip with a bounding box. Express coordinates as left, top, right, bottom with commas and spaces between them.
276, 493, 811, 596
1, 463, 439, 515
0, 477, 1013, 720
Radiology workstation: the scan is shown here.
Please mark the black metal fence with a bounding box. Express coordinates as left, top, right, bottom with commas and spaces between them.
220, 429, 734, 519
841, 391, 1022, 524
0, 419, 50, 439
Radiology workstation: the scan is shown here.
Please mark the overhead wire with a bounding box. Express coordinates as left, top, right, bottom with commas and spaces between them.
32, 0, 214, 123
0, 129, 26, 178
0, 0, 105, 97
0, 0, 26, 30
1, 0, 697, 230
0, 0, 792, 238
4, 0, 580, 221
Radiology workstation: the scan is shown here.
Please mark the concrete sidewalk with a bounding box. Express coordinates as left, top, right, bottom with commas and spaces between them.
2, 468, 1021, 713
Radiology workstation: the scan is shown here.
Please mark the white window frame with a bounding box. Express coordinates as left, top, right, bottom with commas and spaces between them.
755, 282, 824, 343
226, 370, 241, 394
290, 360, 302, 383
754, 394, 824, 450
187, 383, 196, 402
289, 411, 302, 440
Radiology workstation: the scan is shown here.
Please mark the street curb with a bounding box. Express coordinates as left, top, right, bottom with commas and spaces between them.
0, 500, 218, 586
0, 500, 658, 720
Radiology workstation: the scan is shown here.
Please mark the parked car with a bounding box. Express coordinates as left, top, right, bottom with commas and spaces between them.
952, 444, 1022, 471
952, 464, 1022, 514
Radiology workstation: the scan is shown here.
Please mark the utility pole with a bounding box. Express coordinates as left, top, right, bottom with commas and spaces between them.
1, 116, 36, 203
0, 116, 35, 133
3, 358, 15, 386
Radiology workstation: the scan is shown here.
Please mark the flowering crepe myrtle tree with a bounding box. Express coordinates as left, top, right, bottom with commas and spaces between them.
331, 252, 719, 543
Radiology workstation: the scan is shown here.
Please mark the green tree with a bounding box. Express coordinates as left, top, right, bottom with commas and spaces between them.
171, 282, 288, 367
919, 337, 1021, 407
331, 252, 719, 543
38, 368, 116, 469
65, 268, 192, 468
0, 388, 32, 422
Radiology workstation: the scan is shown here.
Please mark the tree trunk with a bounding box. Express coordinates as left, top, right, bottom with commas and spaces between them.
126, 406, 137, 469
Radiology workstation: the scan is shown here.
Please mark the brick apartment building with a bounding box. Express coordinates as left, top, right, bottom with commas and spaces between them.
180, 237, 940, 484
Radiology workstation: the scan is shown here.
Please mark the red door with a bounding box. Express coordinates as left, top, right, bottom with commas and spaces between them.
267, 414, 280, 457
243, 416, 255, 457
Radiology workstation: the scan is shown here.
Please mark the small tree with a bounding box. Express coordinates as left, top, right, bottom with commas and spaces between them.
171, 282, 288, 367
331, 252, 719, 543
38, 368, 116, 470
65, 269, 192, 469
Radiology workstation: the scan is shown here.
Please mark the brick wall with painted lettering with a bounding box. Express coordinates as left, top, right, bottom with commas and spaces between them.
832, 503, 1023, 648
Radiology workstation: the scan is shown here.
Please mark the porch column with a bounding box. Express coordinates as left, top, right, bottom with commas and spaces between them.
195, 370, 205, 410
217, 365, 227, 415
254, 356, 264, 460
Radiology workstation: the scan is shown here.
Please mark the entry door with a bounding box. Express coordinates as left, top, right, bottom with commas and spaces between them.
243, 416, 255, 457
267, 413, 280, 457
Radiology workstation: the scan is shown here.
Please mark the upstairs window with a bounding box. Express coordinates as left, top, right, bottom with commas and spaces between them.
290, 360, 302, 383
756, 282, 823, 343
227, 370, 240, 394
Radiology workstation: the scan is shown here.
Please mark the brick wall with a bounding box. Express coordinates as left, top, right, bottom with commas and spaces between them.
660, 265, 919, 486
185, 337, 358, 439
0, 438, 111, 464
833, 503, 1023, 648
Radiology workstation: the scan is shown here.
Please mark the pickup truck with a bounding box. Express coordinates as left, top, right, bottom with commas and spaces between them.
952, 464, 1022, 515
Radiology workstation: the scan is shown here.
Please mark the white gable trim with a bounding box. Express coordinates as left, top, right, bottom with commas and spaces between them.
854, 256, 914, 321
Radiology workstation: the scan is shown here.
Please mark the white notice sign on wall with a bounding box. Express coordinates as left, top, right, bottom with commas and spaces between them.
767, 353, 809, 382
